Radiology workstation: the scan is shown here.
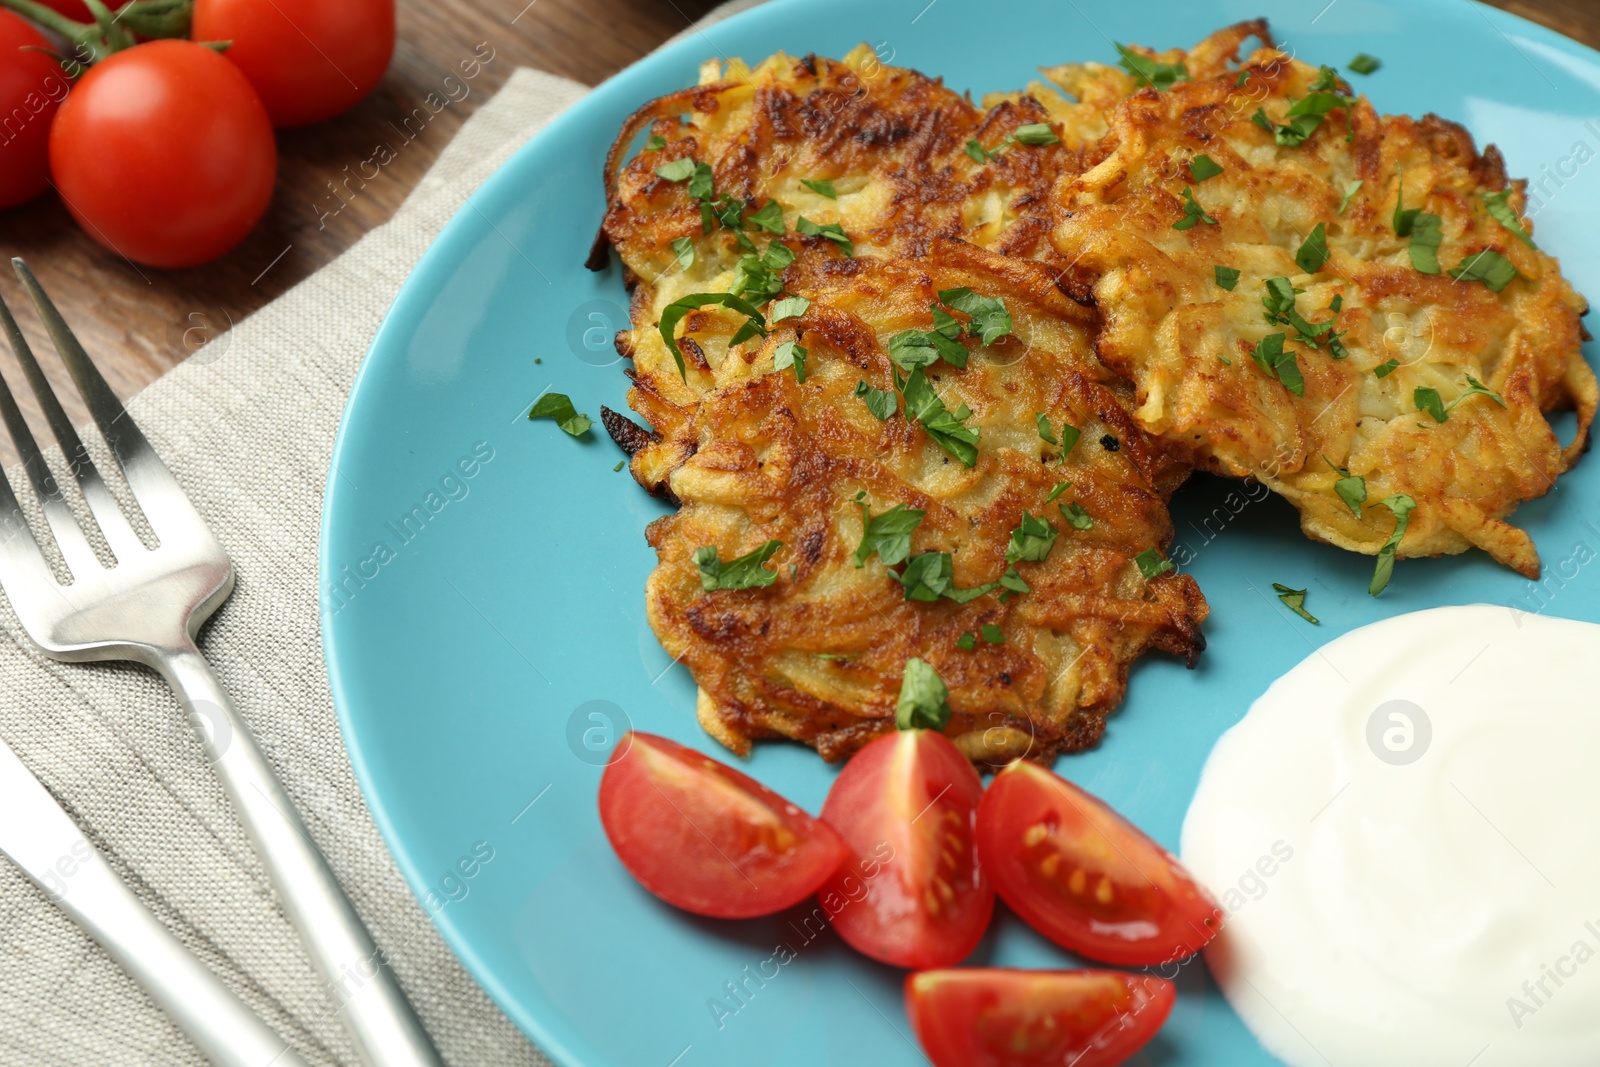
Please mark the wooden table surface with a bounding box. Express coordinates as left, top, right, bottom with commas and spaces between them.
0, 0, 1592, 464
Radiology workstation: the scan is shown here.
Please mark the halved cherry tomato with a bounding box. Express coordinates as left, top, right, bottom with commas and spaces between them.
192, 0, 395, 127
0, 10, 67, 210
818, 729, 992, 968
49, 40, 276, 268
906, 968, 1175, 1067
977, 761, 1222, 965
599, 731, 848, 918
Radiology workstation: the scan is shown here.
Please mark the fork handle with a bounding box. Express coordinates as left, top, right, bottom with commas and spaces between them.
157, 645, 446, 1067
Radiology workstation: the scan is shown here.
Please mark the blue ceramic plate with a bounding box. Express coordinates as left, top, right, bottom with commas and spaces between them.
322, 2, 1600, 1064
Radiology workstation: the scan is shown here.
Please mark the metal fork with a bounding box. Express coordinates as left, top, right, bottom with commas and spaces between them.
0, 258, 445, 1067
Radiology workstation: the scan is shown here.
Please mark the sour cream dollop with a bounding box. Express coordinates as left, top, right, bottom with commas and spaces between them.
1182, 605, 1600, 1067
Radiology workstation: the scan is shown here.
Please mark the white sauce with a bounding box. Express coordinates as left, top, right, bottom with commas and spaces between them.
1181, 605, 1600, 1067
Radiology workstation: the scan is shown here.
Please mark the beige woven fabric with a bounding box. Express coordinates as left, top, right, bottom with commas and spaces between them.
0, 3, 759, 1060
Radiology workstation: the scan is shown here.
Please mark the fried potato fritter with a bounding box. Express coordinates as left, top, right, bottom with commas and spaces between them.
1038, 31, 1596, 576
634, 247, 1205, 764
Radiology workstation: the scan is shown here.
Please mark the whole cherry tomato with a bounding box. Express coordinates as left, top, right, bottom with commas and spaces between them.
191, 0, 395, 127
0, 10, 69, 210
49, 40, 276, 268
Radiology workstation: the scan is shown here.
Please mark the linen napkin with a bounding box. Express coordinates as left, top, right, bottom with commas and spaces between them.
0, 2, 759, 1062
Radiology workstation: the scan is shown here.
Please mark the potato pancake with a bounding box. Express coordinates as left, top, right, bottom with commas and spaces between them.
1037, 27, 1596, 577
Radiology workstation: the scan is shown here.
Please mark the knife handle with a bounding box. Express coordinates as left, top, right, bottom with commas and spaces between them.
0, 738, 311, 1067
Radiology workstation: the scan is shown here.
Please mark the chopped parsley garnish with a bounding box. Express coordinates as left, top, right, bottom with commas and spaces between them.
897, 551, 1027, 604
890, 325, 968, 371
1308, 65, 1342, 92
938, 288, 1014, 345
1338, 179, 1363, 214
1250, 333, 1305, 396
1045, 480, 1071, 503
773, 339, 807, 382
745, 200, 786, 234
694, 540, 783, 591
1414, 374, 1506, 423
1236, 70, 1251, 87
1217, 352, 1233, 365
729, 240, 795, 303
1330, 293, 1343, 312
1115, 42, 1187, 90
1393, 170, 1443, 274
957, 632, 977, 650
1369, 494, 1416, 596
965, 139, 996, 164
855, 380, 896, 420
1483, 189, 1535, 248
1261, 276, 1345, 357
898, 367, 980, 466
801, 178, 837, 199
527, 391, 592, 436
644, 134, 667, 150
1374, 358, 1399, 378
1348, 53, 1381, 75
769, 294, 810, 322
1273, 583, 1320, 624
658, 292, 768, 380
654, 157, 698, 182
1189, 154, 1224, 182
670, 236, 694, 271
1059, 502, 1093, 530
1036, 415, 1081, 461
1255, 74, 1353, 148
1214, 265, 1241, 291
1006, 510, 1059, 564
1012, 123, 1061, 145
980, 623, 1005, 644
896, 658, 951, 730
1173, 186, 1217, 230
854, 501, 925, 568
1322, 456, 1366, 518
1448, 249, 1519, 292
613, 459, 625, 472
796, 215, 854, 256
1134, 548, 1174, 579
1296, 222, 1331, 273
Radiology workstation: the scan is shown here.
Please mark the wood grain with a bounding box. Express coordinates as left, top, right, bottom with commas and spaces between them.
0, 0, 1588, 466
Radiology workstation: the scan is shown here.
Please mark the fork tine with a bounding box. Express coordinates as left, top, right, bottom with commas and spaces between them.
0, 294, 102, 578
11, 259, 198, 547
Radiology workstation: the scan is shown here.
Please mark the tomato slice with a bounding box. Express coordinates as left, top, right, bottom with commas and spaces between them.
599, 732, 847, 918
976, 761, 1222, 966
819, 730, 992, 968
906, 968, 1175, 1067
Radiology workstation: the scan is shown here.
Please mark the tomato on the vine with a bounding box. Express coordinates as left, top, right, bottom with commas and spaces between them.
0, 10, 68, 210
192, 0, 395, 127
599, 732, 849, 919
49, 40, 276, 268
906, 968, 1175, 1067
818, 728, 992, 968
976, 760, 1223, 966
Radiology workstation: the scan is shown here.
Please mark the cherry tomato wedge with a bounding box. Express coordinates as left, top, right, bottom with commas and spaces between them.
599, 732, 848, 918
976, 761, 1222, 966
906, 968, 1175, 1067
818, 729, 992, 968
0, 10, 67, 210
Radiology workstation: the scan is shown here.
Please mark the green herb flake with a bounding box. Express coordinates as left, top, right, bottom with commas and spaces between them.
1036, 413, 1058, 446
1348, 53, 1380, 75
1217, 352, 1233, 365
1483, 189, 1535, 248
745, 200, 786, 234
654, 157, 697, 182
1296, 222, 1331, 273
772, 339, 807, 382
613, 459, 625, 472
800, 178, 837, 199
1115, 42, 1188, 90
966, 139, 997, 164
670, 236, 695, 271
694, 540, 783, 591
938, 287, 1013, 345
658, 293, 768, 380
1190, 154, 1224, 182
1448, 249, 1519, 292
980, 623, 1005, 644
1416, 374, 1507, 423
1045, 480, 1071, 503
889, 328, 968, 371
854, 380, 896, 420
769, 295, 811, 322
957, 631, 977, 650
1250, 332, 1305, 396
1214, 265, 1241, 291
1369, 494, 1417, 596
1006, 510, 1059, 564
1134, 548, 1174, 579
1338, 179, 1363, 214
897, 551, 956, 601
1236, 70, 1252, 87
1059, 502, 1093, 530
644, 134, 667, 150
1251, 108, 1274, 134
1273, 583, 1321, 623
854, 502, 926, 568
1374, 358, 1399, 378
896, 658, 952, 730
899, 368, 980, 467
1012, 123, 1060, 146
796, 215, 855, 256
1173, 186, 1218, 230
1325, 456, 1367, 519
527, 392, 593, 436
